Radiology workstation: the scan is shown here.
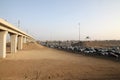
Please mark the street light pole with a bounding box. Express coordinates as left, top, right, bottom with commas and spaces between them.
78, 22, 80, 42
18, 20, 20, 28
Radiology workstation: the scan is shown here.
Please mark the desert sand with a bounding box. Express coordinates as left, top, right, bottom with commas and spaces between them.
0, 43, 120, 80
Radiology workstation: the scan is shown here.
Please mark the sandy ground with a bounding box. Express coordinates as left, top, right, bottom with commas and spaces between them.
0, 43, 120, 80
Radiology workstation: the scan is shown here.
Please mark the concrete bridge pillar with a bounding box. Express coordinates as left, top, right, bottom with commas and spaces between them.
23, 37, 26, 43
10, 34, 17, 53
26, 38, 30, 43
18, 35, 23, 50
0, 31, 8, 58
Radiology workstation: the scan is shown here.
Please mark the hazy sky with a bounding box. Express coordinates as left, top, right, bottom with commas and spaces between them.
0, 0, 120, 41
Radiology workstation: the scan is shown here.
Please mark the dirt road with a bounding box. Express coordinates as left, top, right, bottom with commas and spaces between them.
0, 43, 120, 80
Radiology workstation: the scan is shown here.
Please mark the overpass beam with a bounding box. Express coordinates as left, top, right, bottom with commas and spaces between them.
18, 35, 23, 50
10, 34, 17, 53
0, 31, 8, 58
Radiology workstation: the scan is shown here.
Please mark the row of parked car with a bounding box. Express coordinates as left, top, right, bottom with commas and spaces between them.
41, 42, 120, 61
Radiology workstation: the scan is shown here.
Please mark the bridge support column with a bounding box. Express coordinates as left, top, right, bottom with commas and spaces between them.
10, 34, 17, 53
26, 38, 30, 43
0, 31, 8, 58
23, 37, 26, 43
18, 35, 23, 50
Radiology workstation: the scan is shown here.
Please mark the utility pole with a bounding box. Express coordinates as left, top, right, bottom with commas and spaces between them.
18, 20, 20, 28
51, 32, 52, 41
78, 22, 80, 42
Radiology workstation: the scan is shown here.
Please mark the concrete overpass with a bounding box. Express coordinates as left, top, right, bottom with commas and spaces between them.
0, 18, 35, 58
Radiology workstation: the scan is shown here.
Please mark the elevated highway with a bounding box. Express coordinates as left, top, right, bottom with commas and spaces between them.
0, 18, 35, 58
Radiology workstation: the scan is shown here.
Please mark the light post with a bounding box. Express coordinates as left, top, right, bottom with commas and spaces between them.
18, 20, 20, 28
78, 22, 80, 42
